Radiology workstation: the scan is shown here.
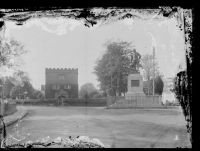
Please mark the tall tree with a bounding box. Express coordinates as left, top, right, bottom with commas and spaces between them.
154, 75, 164, 95
9, 71, 34, 99
2, 77, 15, 98
94, 41, 141, 96
0, 37, 27, 99
0, 70, 44, 99
10, 80, 35, 99
0, 37, 26, 69
12, 70, 30, 86
141, 54, 160, 81
0, 76, 20, 98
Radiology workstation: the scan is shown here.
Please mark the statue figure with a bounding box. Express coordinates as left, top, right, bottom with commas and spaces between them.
130, 49, 141, 73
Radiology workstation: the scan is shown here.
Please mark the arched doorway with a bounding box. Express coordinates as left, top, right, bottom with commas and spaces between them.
55, 90, 69, 105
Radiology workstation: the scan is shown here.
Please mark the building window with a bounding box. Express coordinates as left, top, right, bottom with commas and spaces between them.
131, 80, 139, 87
64, 84, 71, 89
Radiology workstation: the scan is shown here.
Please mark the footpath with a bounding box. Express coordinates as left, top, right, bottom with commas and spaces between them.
0, 106, 28, 129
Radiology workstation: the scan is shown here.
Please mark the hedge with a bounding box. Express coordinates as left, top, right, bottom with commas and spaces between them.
14, 98, 107, 107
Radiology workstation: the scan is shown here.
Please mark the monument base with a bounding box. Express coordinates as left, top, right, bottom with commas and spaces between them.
125, 72, 145, 100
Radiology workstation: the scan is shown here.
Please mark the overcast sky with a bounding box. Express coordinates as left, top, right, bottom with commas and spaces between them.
2, 15, 186, 90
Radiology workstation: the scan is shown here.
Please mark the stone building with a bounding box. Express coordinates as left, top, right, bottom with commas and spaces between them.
45, 68, 78, 98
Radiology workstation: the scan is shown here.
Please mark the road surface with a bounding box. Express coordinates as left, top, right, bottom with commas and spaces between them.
6, 105, 191, 148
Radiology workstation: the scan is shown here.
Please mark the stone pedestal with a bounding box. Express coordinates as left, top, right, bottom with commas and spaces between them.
125, 73, 145, 100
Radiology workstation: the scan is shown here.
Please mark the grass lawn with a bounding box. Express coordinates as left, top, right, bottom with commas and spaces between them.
6, 105, 191, 148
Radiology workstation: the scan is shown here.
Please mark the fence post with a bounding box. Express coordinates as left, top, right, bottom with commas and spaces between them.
1, 100, 5, 115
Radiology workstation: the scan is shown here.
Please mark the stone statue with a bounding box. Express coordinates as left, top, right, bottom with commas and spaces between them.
130, 49, 141, 73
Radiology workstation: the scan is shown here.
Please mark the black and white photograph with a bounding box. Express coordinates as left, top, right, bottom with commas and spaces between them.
0, 6, 193, 148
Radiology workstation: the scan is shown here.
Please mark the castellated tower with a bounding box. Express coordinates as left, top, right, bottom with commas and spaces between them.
45, 68, 78, 99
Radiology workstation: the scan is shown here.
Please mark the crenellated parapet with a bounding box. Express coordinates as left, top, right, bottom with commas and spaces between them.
46, 68, 78, 73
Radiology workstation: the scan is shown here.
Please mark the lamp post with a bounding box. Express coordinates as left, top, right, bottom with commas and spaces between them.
148, 32, 156, 102
153, 46, 155, 96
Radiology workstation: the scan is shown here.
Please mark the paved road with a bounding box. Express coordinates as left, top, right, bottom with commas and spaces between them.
6, 105, 191, 148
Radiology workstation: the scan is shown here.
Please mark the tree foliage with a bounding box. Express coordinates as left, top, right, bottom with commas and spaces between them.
0, 77, 15, 98
11, 80, 35, 99
32, 90, 45, 99
173, 71, 192, 144
154, 75, 164, 95
94, 41, 142, 96
0, 37, 26, 69
143, 75, 164, 95
0, 37, 27, 99
141, 54, 160, 81
79, 83, 99, 99
0, 70, 43, 99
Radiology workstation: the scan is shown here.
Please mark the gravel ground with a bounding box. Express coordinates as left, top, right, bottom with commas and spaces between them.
5, 105, 191, 148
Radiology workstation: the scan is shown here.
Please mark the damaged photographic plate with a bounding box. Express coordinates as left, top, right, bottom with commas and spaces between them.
0, 6, 192, 148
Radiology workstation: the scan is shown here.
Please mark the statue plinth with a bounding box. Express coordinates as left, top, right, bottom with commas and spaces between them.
125, 71, 145, 100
